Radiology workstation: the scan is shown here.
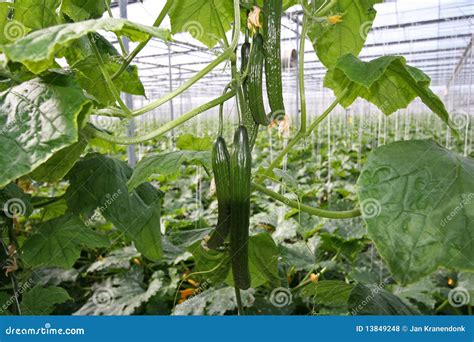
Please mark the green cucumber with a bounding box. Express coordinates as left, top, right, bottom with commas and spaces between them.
248, 33, 270, 126
207, 137, 231, 249
241, 41, 259, 149
230, 126, 252, 290
263, 0, 285, 121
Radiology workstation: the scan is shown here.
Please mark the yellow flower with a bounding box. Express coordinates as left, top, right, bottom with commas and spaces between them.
328, 15, 343, 25
247, 6, 262, 34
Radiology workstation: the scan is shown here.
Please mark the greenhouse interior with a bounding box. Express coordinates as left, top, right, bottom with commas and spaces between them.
0, 0, 473, 318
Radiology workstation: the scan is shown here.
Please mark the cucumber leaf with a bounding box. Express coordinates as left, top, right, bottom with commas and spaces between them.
0, 18, 170, 73
22, 215, 109, 269
349, 284, 420, 315
324, 54, 455, 130
0, 74, 89, 188
169, 0, 233, 49
62, 0, 112, 22
307, 0, 381, 69
13, 0, 62, 30
20, 286, 71, 315
357, 140, 474, 285
65, 153, 164, 261
65, 34, 145, 106
128, 151, 212, 191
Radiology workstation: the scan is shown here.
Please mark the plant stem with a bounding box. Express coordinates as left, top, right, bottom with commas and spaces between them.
252, 182, 361, 219
112, 0, 173, 80
435, 299, 449, 312
298, 15, 309, 133
132, 50, 233, 116
105, 0, 127, 56
315, 0, 338, 16
89, 34, 133, 117
234, 286, 245, 315
86, 91, 235, 144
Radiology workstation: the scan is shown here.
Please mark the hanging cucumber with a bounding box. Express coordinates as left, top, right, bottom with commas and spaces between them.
263, 0, 285, 121
207, 137, 232, 250
240, 41, 259, 149
248, 33, 270, 126
230, 126, 252, 290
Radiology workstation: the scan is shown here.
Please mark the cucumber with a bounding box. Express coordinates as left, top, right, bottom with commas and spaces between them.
248, 33, 270, 126
229, 126, 252, 290
207, 137, 231, 249
241, 41, 259, 149
263, 0, 285, 121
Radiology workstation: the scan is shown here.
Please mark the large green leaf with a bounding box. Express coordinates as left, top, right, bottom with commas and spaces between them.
307, 0, 381, 69
301, 280, 354, 307
357, 140, 474, 284
21, 286, 71, 315
0, 292, 12, 315
349, 284, 420, 315
14, 0, 62, 30
65, 153, 164, 261
324, 54, 454, 130
62, 0, 111, 22
128, 151, 212, 191
0, 18, 170, 73
65, 34, 145, 106
22, 214, 109, 268
169, 0, 234, 49
0, 74, 89, 188
226, 233, 280, 288
29, 131, 89, 183
176, 134, 212, 151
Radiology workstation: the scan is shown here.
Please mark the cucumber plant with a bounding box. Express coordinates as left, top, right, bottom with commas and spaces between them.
0, 0, 472, 316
